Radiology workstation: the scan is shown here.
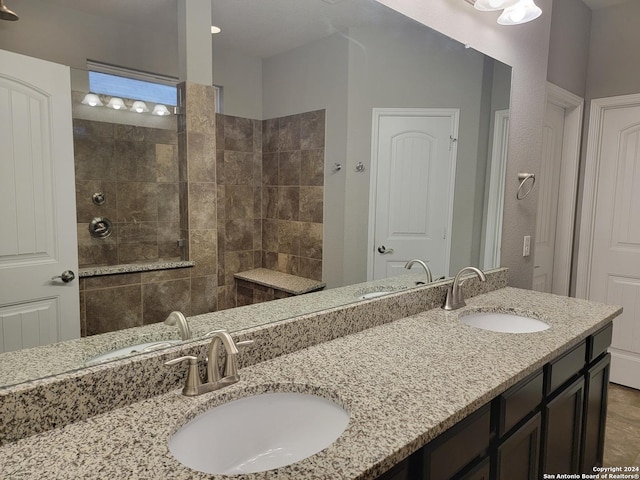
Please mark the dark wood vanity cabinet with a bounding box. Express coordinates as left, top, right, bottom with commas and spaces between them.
496, 413, 541, 480
375, 323, 613, 480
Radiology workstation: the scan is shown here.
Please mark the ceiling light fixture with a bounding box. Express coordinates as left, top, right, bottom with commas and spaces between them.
130, 101, 150, 113
81, 93, 104, 107
0, 0, 18, 21
466, 0, 541, 25
497, 0, 542, 25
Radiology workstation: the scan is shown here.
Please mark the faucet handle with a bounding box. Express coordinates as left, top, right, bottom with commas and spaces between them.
165, 356, 201, 396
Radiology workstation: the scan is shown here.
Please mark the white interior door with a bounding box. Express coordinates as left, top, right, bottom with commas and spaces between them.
533, 102, 564, 293
579, 96, 640, 390
369, 108, 458, 280
0, 49, 79, 353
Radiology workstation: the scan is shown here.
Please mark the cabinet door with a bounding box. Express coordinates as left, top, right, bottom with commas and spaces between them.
424, 404, 491, 480
460, 457, 490, 480
582, 354, 611, 471
542, 376, 585, 474
496, 412, 541, 480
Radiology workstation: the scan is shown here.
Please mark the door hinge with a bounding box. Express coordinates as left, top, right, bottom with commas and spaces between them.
449, 135, 458, 151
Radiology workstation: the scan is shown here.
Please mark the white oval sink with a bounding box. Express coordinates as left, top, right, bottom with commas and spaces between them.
169, 392, 349, 475
460, 312, 550, 333
84, 340, 180, 366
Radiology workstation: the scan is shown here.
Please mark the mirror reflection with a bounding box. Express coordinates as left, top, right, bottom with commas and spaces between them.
0, 0, 510, 387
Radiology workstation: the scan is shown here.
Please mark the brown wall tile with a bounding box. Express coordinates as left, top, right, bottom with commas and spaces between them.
277, 187, 300, 221
190, 229, 217, 277
300, 110, 326, 150
117, 182, 158, 222
225, 219, 254, 251
223, 115, 254, 152
278, 151, 301, 186
85, 285, 142, 336
115, 140, 156, 182
189, 182, 217, 229
299, 186, 323, 223
142, 278, 191, 325
300, 149, 325, 186
300, 222, 323, 259
191, 275, 218, 315
186, 132, 217, 183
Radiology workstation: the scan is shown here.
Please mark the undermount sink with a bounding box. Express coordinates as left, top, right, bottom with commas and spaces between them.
169, 392, 349, 475
84, 340, 180, 366
460, 312, 550, 333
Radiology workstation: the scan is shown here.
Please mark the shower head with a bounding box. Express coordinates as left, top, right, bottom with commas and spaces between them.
0, 0, 19, 21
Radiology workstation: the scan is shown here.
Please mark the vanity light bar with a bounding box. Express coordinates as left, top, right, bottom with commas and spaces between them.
80, 93, 173, 116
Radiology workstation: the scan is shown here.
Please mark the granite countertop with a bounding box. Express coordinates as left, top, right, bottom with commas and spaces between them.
234, 268, 327, 294
0, 271, 428, 388
0, 287, 621, 479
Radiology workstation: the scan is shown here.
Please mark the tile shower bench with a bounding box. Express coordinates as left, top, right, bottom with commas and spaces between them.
0, 287, 621, 479
234, 267, 326, 305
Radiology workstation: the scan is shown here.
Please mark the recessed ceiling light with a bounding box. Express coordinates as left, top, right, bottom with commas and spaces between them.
211, 25, 221, 34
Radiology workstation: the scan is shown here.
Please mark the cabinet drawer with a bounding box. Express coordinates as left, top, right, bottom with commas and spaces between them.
425, 404, 491, 480
545, 341, 587, 395
588, 323, 613, 362
497, 369, 543, 436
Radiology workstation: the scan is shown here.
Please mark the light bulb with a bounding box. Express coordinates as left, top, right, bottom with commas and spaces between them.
130, 101, 149, 113
81, 93, 103, 107
106, 97, 126, 110
152, 104, 171, 116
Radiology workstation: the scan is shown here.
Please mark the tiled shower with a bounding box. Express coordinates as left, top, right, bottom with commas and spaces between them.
74, 105, 325, 335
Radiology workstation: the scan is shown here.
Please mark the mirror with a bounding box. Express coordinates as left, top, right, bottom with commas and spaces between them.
0, 0, 510, 388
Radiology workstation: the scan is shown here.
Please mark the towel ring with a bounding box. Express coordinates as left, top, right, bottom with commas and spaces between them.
516, 173, 536, 200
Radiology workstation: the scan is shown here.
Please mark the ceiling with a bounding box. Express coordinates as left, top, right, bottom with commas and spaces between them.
30, 0, 635, 59
40, 0, 399, 59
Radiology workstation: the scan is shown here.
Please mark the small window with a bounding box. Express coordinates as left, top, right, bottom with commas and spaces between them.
86, 60, 178, 106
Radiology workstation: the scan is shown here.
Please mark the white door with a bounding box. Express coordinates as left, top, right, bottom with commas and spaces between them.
369, 108, 458, 280
579, 96, 640, 389
0, 49, 79, 353
533, 102, 564, 293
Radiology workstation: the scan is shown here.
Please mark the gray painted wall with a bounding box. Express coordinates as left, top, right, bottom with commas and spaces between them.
547, 0, 592, 98
585, 0, 640, 100
262, 34, 350, 288
260, 17, 497, 287
0, 0, 177, 76
381, 0, 553, 289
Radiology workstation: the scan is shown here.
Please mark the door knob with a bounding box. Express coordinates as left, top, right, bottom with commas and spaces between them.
377, 245, 394, 254
52, 270, 76, 283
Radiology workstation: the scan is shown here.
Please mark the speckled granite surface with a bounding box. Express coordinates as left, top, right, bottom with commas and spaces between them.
0, 270, 469, 388
78, 261, 195, 277
0, 269, 506, 443
234, 268, 326, 294
0, 287, 621, 479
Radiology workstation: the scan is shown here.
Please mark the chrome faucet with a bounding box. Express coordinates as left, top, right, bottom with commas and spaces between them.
443, 266, 487, 311
404, 259, 433, 283
164, 311, 192, 341
165, 330, 253, 396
